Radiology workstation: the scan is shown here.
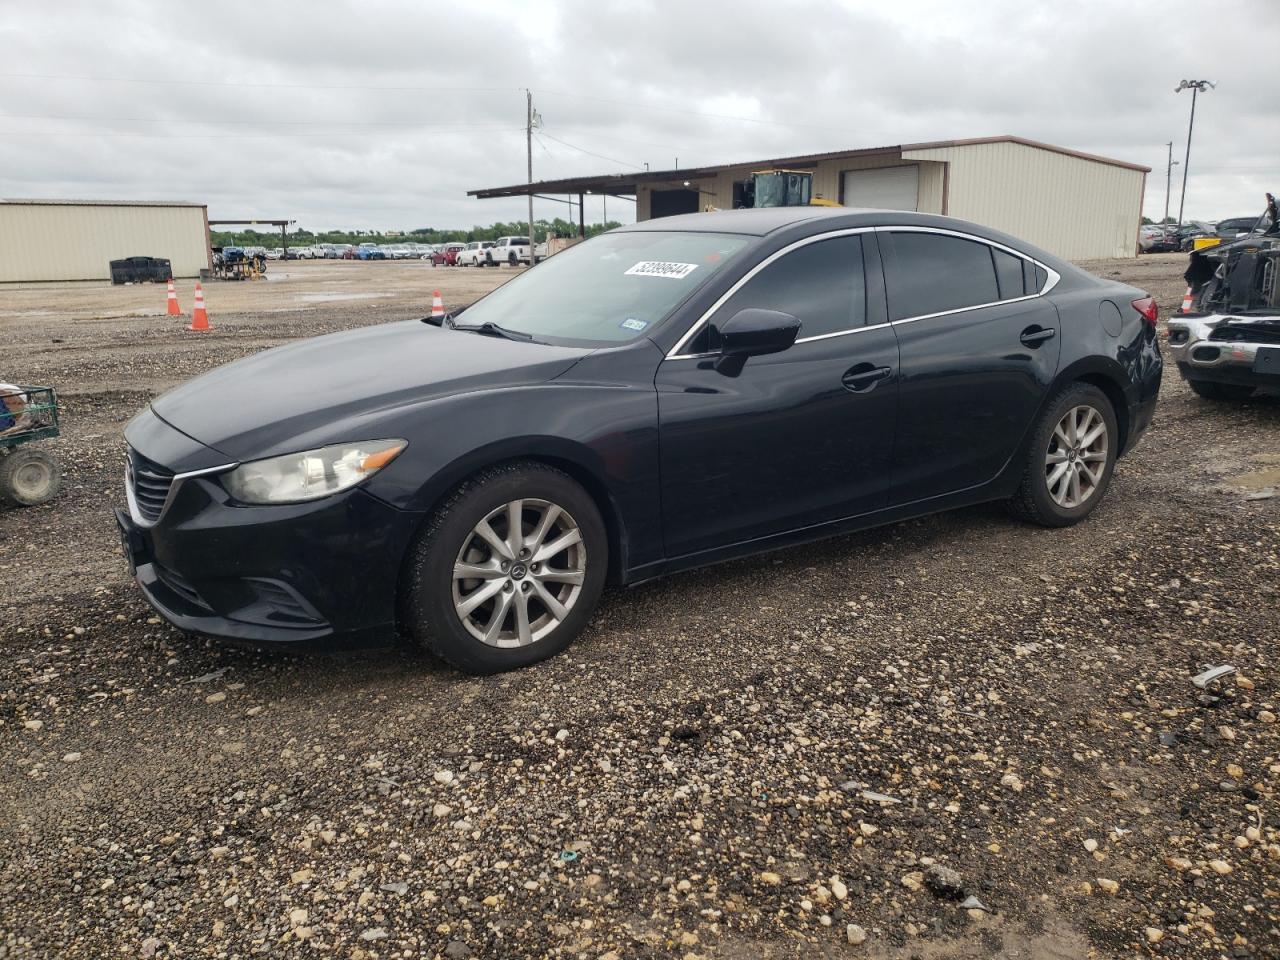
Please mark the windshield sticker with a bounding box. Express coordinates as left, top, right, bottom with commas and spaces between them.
620, 317, 649, 331
625, 260, 699, 280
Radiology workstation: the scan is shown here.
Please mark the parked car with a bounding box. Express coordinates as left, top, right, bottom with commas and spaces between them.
1169, 194, 1280, 401
118, 207, 1161, 674
1215, 215, 1269, 239
455, 241, 496, 266
429, 243, 467, 266
265, 248, 283, 261
355, 243, 386, 261
484, 236, 536, 267
1139, 224, 1175, 253
1177, 221, 1216, 251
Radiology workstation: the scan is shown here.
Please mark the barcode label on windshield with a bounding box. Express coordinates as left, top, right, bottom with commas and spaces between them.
625, 261, 699, 280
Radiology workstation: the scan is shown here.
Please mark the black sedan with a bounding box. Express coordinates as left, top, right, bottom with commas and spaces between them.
119, 208, 1162, 673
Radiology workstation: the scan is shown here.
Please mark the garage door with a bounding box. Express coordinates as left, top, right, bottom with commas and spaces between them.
841, 166, 919, 211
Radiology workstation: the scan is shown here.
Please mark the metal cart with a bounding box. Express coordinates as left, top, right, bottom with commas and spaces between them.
0, 385, 63, 507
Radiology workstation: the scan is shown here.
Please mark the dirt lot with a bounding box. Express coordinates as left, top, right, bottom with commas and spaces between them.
1, 256, 1277, 959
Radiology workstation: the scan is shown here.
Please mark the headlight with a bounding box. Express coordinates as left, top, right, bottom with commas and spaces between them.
223, 439, 406, 505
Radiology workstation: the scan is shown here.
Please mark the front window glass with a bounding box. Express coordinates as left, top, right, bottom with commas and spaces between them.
455, 231, 752, 344
694, 235, 865, 352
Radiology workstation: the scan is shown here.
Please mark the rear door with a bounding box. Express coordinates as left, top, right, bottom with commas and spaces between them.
879, 227, 1061, 504
656, 232, 900, 558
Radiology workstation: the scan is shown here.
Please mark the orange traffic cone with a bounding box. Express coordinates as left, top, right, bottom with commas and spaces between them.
166, 278, 182, 317
431, 290, 445, 322
1179, 287, 1194, 313
189, 281, 211, 331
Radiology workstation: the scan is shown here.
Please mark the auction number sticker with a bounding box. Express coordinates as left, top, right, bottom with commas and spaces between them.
625, 260, 699, 280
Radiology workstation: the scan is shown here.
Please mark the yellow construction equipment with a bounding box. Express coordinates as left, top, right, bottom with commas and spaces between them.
745, 170, 841, 209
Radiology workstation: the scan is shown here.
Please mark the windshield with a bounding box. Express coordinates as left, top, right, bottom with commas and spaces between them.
454, 230, 752, 344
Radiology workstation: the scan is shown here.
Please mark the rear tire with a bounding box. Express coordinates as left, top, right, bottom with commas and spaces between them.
0, 448, 62, 507
401, 462, 608, 674
1008, 383, 1118, 528
1188, 380, 1254, 402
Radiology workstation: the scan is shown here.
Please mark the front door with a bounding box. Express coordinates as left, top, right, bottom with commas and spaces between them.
657, 233, 900, 559
878, 228, 1062, 504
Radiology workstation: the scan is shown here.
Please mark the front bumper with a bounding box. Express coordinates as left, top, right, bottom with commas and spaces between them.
1166, 314, 1280, 388
120, 412, 421, 649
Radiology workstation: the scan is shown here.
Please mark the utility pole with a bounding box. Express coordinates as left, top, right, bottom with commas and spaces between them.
603, 193, 607, 229
1175, 79, 1214, 228
1163, 141, 1179, 224
526, 89, 535, 264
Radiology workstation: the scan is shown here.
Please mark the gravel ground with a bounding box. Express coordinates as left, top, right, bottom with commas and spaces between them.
1, 255, 1277, 959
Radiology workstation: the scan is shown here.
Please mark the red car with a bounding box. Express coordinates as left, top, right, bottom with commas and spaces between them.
429, 243, 467, 266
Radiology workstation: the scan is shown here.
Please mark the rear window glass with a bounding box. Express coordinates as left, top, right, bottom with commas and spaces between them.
992, 248, 1027, 300
884, 232, 999, 320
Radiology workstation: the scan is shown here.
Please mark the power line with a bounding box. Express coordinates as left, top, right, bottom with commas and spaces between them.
0, 112, 517, 129
538, 132, 643, 169
0, 71, 518, 95
1, 70, 834, 133
0, 126, 523, 141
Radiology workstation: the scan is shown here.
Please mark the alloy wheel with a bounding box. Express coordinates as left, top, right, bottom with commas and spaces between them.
1045, 404, 1108, 508
451, 498, 586, 647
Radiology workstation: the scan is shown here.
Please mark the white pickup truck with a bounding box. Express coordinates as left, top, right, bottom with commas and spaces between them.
482, 236, 541, 267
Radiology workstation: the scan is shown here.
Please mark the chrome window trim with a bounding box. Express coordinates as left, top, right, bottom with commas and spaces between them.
125, 456, 238, 528
665, 223, 1060, 360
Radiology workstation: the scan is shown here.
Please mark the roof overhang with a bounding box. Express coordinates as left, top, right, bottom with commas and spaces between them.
468, 135, 1150, 201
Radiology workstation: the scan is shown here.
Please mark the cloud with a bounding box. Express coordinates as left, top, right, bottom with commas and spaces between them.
0, 0, 1274, 230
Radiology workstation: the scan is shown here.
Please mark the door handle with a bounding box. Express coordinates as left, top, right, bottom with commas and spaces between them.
1019, 325, 1056, 348
841, 363, 893, 393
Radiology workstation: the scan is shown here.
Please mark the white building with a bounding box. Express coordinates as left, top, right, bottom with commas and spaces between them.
470, 136, 1150, 260
0, 199, 211, 283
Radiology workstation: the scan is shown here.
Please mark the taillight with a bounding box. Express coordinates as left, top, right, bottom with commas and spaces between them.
1132, 296, 1158, 327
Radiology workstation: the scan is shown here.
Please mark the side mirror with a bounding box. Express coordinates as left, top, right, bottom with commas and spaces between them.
712, 308, 801, 376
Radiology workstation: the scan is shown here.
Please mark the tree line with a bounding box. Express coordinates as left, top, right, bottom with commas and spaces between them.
209, 217, 625, 248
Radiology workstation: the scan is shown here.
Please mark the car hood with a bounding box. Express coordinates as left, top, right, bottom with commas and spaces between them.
148, 320, 589, 460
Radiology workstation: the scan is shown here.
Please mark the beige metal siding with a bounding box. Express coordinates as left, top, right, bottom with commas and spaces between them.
0, 203, 211, 282
635, 152, 946, 221
902, 141, 1144, 259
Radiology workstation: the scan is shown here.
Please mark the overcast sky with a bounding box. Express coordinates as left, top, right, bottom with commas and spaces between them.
2, 0, 1274, 232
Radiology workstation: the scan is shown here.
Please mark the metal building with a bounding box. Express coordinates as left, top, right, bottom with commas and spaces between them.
0, 199, 212, 283
470, 136, 1150, 260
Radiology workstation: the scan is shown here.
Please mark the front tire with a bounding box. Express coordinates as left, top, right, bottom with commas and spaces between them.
1188, 380, 1254, 402
401, 462, 608, 674
1008, 383, 1118, 527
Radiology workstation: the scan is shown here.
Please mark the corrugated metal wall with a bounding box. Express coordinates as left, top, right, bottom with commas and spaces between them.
0, 203, 210, 282
636, 152, 946, 223
902, 141, 1144, 259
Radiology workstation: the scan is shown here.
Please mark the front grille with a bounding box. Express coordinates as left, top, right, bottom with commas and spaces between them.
127, 448, 175, 522
237, 579, 326, 627
154, 563, 209, 610
1209, 321, 1280, 346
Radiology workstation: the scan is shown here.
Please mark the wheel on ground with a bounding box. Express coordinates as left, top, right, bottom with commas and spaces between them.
1188, 380, 1254, 402
0, 447, 63, 507
401, 462, 608, 674
1008, 383, 1118, 527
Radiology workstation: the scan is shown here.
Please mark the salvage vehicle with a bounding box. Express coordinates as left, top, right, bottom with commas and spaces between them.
118, 208, 1162, 674
1168, 194, 1280, 401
